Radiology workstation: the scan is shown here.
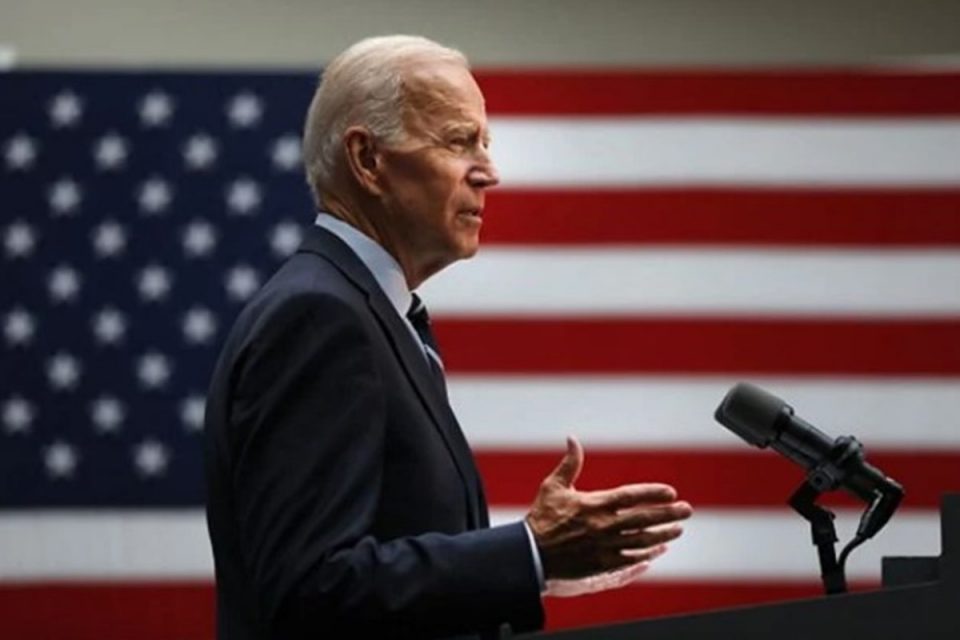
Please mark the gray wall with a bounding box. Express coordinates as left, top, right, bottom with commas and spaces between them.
2, 0, 960, 68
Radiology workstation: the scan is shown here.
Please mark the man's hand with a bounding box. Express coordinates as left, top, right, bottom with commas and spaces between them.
544, 552, 660, 598
526, 436, 693, 582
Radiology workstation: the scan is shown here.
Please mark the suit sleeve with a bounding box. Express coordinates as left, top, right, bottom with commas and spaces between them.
226, 293, 543, 637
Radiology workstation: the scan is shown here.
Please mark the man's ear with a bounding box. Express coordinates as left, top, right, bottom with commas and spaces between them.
343, 127, 383, 196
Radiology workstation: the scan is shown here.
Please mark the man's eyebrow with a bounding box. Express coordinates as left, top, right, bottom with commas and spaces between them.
442, 123, 476, 137
442, 123, 491, 144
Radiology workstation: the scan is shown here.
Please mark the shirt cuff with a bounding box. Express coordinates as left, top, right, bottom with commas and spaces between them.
522, 520, 546, 592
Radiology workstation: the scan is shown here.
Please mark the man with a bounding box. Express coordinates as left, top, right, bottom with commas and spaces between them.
204, 35, 692, 639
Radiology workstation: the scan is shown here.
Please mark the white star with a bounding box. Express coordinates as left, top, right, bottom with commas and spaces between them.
47, 352, 82, 391
4, 307, 35, 346
91, 220, 127, 258
4, 133, 38, 170
225, 178, 262, 215
137, 351, 171, 389
44, 440, 79, 478
136, 264, 172, 302
182, 219, 217, 258
90, 395, 125, 434
91, 307, 127, 345
182, 307, 218, 345
49, 90, 83, 128
137, 177, 173, 214
2, 396, 35, 434
4, 220, 37, 258
269, 221, 302, 258
48, 264, 82, 303
270, 134, 301, 171
133, 439, 170, 477
225, 265, 261, 302
48, 178, 82, 215
182, 133, 218, 170
93, 132, 129, 170
139, 90, 175, 127
226, 92, 263, 128
180, 395, 206, 432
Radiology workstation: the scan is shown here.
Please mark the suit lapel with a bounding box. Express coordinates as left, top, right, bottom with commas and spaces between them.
297, 225, 483, 527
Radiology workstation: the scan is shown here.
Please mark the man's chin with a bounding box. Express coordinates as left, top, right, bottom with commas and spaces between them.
457, 238, 481, 260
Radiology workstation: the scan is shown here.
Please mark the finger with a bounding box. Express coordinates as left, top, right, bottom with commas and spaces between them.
613, 522, 685, 551
616, 501, 693, 530
606, 560, 653, 586
547, 435, 584, 489
546, 560, 652, 598
582, 483, 678, 511
621, 542, 668, 561
588, 560, 654, 592
597, 548, 653, 575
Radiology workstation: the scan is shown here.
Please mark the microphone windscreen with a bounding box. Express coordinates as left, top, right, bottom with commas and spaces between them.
715, 382, 787, 448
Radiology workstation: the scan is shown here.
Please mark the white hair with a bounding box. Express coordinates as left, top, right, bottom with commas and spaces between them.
302, 35, 468, 206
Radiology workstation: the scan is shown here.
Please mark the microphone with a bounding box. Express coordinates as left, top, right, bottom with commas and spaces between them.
715, 382, 904, 540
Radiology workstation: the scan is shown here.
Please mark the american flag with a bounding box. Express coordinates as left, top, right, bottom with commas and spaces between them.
1, 68, 959, 638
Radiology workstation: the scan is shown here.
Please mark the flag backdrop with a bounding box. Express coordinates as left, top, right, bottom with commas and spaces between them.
2, 68, 960, 639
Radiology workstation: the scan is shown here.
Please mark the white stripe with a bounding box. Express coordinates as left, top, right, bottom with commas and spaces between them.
489, 118, 960, 186
0, 509, 941, 581
451, 377, 960, 448
420, 248, 960, 316
0, 511, 212, 580
489, 508, 941, 580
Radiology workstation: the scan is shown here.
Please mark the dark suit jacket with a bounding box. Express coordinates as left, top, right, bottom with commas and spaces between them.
204, 225, 544, 639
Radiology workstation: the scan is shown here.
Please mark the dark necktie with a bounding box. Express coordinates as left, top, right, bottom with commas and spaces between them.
407, 293, 447, 397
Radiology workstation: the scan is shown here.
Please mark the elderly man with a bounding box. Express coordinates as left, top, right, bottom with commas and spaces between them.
204, 35, 692, 639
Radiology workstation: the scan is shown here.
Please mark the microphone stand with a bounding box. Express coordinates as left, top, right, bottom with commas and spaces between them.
787, 435, 894, 596
787, 435, 905, 596
789, 481, 847, 595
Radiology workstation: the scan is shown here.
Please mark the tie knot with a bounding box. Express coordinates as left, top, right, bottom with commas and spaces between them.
407, 293, 428, 323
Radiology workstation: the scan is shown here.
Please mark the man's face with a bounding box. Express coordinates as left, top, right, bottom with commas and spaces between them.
376, 63, 499, 280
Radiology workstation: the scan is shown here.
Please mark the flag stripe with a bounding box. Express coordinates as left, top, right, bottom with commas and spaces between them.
433, 318, 960, 375
0, 509, 939, 580
475, 450, 959, 509
489, 118, 960, 186
488, 508, 939, 580
450, 377, 960, 448
474, 70, 960, 116
0, 579, 880, 638
423, 249, 960, 315
0, 511, 212, 579
540, 580, 878, 631
0, 582, 214, 640
481, 188, 960, 246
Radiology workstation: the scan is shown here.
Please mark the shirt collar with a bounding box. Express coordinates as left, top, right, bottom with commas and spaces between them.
314, 212, 412, 318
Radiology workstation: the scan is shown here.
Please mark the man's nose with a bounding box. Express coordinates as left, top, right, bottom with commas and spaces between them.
469, 153, 500, 189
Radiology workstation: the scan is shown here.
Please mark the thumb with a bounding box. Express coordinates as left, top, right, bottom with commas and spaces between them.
549, 435, 584, 489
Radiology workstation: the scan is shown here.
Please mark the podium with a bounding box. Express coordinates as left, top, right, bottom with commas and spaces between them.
532, 494, 960, 639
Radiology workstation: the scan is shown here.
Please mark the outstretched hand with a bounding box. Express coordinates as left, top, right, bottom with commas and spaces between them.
526, 436, 692, 583
545, 549, 662, 598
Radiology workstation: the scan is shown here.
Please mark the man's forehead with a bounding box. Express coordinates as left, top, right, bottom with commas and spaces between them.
402, 64, 486, 126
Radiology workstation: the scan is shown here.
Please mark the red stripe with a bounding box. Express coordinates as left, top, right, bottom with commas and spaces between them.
474, 70, 960, 115
435, 318, 960, 375
0, 580, 878, 638
542, 580, 879, 630
476, 449, 960, 509
482, 188, 960, 246
0, 582, 214, 640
